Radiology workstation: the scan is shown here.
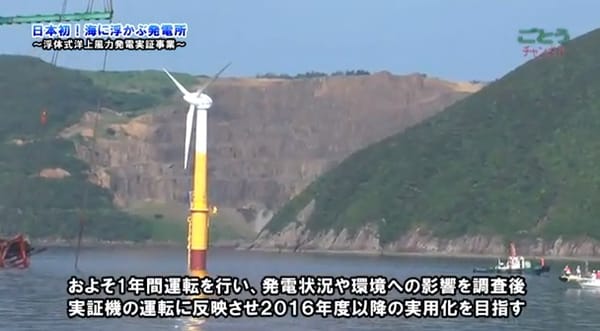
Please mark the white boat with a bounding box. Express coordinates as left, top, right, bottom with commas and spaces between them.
559, 273, 590, 282
578, 278, 600, 288
559, 261, 600, 287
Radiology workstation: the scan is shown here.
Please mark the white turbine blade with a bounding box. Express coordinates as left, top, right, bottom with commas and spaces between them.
196, 62, 231, 95
163, 68, 191, 96
184, 105, 194, 169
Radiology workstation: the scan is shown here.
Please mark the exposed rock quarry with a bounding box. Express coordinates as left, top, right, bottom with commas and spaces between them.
63, 72, 482, 232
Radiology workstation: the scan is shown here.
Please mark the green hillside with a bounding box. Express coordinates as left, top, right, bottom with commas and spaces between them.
265, 28, 600, 244
0, 55, 197, 241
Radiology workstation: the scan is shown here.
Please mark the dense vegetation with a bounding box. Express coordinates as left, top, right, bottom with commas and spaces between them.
81, 69, 199, 116
266, 28, 600, 243
0, 55, 198, 241
256, 70, 370, 79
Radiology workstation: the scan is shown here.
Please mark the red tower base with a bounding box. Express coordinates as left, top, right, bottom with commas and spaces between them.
189, 249, 207, 271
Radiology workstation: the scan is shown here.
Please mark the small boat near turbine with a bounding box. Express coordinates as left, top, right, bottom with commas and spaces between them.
559, 262, 600, 288
473, 242, 550, 275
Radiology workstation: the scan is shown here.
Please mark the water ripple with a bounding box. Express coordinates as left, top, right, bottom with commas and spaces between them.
0, 248, 598, 330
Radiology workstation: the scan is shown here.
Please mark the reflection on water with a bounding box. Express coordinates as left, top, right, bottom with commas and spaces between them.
1, 247, 600, 330
176, 318, 205, 331
564, 287, 600, 299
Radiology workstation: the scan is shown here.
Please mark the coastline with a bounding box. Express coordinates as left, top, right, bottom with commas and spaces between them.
30, 238, 246, 249
241, 246, 600, 262
27, 238, 600, 262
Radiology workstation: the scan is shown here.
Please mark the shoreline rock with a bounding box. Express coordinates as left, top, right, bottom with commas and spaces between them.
248, 223, 600, 259
242, 246, 600, 262
26, 233, 600, 261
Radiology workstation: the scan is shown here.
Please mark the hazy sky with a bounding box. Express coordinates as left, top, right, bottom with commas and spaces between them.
1, 0, 598, 81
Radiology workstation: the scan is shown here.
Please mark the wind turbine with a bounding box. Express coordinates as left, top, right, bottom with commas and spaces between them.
163, 62, 230, 277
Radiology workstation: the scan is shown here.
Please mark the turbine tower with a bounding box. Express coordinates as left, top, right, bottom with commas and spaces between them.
163, 63, 230, 277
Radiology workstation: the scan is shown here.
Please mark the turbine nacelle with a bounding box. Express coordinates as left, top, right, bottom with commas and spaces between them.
184, 93, 212, 110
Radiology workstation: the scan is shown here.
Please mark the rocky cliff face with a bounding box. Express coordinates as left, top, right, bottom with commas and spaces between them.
250, 199, 600, 257
63, 72, 481, 232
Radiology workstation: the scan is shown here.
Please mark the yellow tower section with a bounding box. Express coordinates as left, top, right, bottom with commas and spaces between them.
188, 109, 209, 277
